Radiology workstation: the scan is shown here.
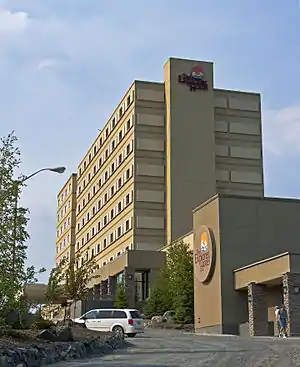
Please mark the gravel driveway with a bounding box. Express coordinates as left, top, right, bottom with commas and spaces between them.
53, 329, 300, 366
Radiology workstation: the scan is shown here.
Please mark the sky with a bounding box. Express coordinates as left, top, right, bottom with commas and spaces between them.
0, 0, 299, 282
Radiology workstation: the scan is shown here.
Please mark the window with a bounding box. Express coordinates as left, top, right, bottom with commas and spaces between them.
126, 96, 130, 108
104, 216, 107, 226
105, 149, 108, 159
91, 248, 95, 257
110, 233, 114, 243
119, 130, 123, 141
130, 310, 142, 319
94, 165, 97, 174
86, 233, 89, 241
77, 223, 80, 231
88, 173, 91, 181
93, 186, 96, 194
126, 144, 130, 155
84, 310, 98, 320
117, 251, 121, 257
110, 257, 113, 262
119, 107, 123, 118
111, 186, 115, 196
111, 162, 115, 173
105, 128, 108, 138
83, 180, 86, 188
125, 194, 130, 205
103, 238, 107, 248
104, 193, 108, 203
118, 178, 122, 189
125, 219, 130, 231
79, 168, 82, 176
112, 117, 116, 128
117, 226, 121, 237
81, 238, 84, 246
98, 200, 101, 210
98, 222, 101, 231
88, 153, 91, 162
118, 202, 122, 212
78, 186, 81, 194
127, 119, 130, 130
83, 199, 85, 206
110, 209, 114, 219
105, 171, 108, 180
97, 244, 100, 253
94, 146, 97, 155
87, 212, 90, 221
113, 309, 127, 319
92, 228, 95, 236
135, 272, 149, 302
88, 193, 90, 201
99, 178, 102, 187
112, 140, 115, 151
99, 158, 102, 167
99, 137, 102, 146
82, 218, 85, 226
126, 169, 130, 180
118, 154, 122, 165
84, 161, 86, 169
98, 310, 112, 319
92, 206, 96, 215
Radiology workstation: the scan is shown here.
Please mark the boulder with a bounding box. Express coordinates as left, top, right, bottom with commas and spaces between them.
56, 326, 74, 342
151, 316, 164, 324
163, 310, 174, 322
37, 329, 57, 342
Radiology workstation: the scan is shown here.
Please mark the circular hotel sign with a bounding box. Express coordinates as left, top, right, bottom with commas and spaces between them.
194, 225, 216, 284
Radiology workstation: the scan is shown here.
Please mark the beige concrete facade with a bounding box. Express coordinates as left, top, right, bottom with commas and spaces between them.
54, 56, 265, 309
55, 173, 77, 266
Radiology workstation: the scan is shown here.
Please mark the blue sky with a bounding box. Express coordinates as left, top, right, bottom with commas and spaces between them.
0, 0, 299, 281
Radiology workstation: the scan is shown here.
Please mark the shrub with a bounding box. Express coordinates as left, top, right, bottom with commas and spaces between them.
32, 320, 55, 330
114, 283, 129, 309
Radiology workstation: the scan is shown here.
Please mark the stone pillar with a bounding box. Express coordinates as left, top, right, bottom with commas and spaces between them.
248, 282, 268, 336
283, 272, 300, 336
108, 276, 116, 297
124, 266, 135, 308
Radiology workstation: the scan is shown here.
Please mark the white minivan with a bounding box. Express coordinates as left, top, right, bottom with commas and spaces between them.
74, 308, 144, 337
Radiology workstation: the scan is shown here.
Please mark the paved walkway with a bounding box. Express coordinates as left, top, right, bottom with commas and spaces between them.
54, 329, 300, 366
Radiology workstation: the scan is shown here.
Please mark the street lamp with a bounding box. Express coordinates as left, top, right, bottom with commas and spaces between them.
12, 166, 66, 273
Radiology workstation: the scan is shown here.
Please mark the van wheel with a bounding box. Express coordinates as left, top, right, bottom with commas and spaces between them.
127, 333, 137, 338
112, 326, 124, 336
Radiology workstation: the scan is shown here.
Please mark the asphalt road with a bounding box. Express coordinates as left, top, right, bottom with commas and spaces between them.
54, 329, 300, 366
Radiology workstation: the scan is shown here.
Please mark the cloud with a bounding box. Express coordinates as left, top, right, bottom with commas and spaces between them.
0, 8, 29, 35
37, 58, 59, 71
263, 104, 300, 156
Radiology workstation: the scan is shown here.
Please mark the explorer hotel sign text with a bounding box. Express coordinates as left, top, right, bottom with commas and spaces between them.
194, 226, 216, 284
178, 65, 208, 91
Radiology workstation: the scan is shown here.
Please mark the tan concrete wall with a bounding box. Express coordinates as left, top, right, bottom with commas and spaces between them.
193, 196, 222, 332
219, 195, 300, 331
165, 58, 216, 244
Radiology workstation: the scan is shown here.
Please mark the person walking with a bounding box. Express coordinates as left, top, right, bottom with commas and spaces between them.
275, 306, 281, 337
279, 304, 288, 339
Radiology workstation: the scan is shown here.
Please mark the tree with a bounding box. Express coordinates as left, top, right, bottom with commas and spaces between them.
143, 268, 172, 318
46, 249, 99, 320
144, 241, 194, 323
115, 283, 129, 309
0, 132, 45, 327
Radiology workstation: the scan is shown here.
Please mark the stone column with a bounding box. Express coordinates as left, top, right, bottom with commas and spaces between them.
124, 266, 135, 308
248, 282, 268, 336
283, 272, 300, 336
108, 276, 116, 297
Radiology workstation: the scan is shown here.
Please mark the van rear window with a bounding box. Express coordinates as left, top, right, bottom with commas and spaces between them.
129, 310, 141, 319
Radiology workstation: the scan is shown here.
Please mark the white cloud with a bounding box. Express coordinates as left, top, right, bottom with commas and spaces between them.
37, 58, 59, 71
0, 8, 29, 35
263, 104, 300, 156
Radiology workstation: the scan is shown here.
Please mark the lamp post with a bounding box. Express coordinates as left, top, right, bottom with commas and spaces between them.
12, 166, 66, 273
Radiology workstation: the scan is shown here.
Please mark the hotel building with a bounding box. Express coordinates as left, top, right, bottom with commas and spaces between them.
55, 57, 268, 314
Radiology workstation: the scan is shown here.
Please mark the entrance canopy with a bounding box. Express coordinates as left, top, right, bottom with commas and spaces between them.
234, 252, 300, 290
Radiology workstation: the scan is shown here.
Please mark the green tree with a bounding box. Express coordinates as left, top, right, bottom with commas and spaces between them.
144, 241, 194, 323
46, 249, 99, 320
0, 132, 45, 326
114, 283, 129, 309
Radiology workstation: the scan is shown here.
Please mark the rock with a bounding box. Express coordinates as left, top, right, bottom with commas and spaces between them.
37, 329, 57, 342
151, 315, 164, 324
56, 326, 74, 342
163, 310, 175, 322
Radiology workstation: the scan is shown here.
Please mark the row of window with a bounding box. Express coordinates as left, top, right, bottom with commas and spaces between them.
57, 232, 71, 252
57, 200, 71, 222
77, 190, 133, 249
78, 91, 134, 179
77, 164, 134, 232
58, 182, 72, 206
77, 127, 133, 200
76, 217, 133, 268
57, 216, 71, 238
